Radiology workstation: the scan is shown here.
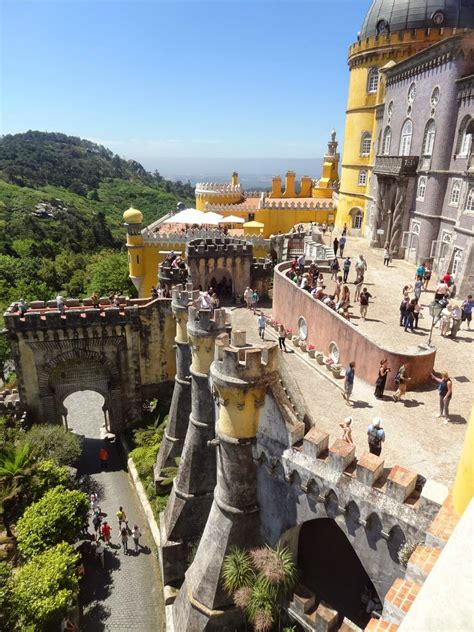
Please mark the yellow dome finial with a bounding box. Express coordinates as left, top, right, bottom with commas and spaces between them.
123, 206, 143, 225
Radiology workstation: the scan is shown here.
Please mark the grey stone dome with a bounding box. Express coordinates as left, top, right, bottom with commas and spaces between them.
360, 0, 474, 39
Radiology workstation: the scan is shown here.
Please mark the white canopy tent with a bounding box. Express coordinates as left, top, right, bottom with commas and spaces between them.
163, 208, 205, 224
218, 215, 245, 224
201, 211, 224, 225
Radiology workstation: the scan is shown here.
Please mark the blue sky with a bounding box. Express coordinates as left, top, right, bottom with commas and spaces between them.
1, 0, 369, 169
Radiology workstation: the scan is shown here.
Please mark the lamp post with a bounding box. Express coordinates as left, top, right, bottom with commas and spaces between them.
428, 300, 443, 346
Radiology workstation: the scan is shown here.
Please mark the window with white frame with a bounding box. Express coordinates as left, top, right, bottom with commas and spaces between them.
456, 116, 472, 156
452, 249, 463, 277
449, 179, 462, 206
466, 187, 474, 212
367, 68, 379, 94
382, 126, 391, 155
353, 211, 363, 229
422, 120, 436, 156
416, 176, 427, 201
360, 132, 372, 156
358, 169, 368, 186
399, 119, 413, 156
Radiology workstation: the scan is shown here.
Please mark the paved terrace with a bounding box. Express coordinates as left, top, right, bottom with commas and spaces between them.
233, 236, 472, 487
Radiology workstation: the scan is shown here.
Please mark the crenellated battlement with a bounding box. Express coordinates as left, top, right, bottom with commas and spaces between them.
2, 297, 168, 333
266, 199, 334, 210
171, 283, 200, 310
195, 182, 243, 195
187, 307, 227, 336
186, 238, 253, 258
212, 331, 279, 384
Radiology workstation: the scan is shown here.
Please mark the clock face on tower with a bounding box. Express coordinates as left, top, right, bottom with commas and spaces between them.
432, 10, 445, 25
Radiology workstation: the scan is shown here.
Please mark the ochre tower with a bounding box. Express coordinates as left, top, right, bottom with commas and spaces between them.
154, 283, 198, 481
160, 306, 227, 586
195, 172, 243, 211
336, 0, 474, 232
123, 207, 145, 294
173, 330, 279, 630
312, 129, 340, 199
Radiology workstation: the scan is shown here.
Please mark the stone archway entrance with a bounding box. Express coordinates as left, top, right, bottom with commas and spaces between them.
297, 518, 381, 628
207, 268, 233, 302
39, 350, 124, 434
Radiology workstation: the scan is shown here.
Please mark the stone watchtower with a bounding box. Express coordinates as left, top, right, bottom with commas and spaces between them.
154, 283, 199, 481
173, 331, 279, 630
160, 306, 227, 586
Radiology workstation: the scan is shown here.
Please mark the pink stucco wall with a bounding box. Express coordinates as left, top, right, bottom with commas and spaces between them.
272, 263, 435, 390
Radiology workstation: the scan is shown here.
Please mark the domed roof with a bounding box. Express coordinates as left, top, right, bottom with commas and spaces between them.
360, 0, 474, 39
123, 207, 143, 224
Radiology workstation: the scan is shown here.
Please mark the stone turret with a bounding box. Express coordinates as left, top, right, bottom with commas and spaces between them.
160, 306, 227, 586
173, 331, 279, 630
154, 284, 199, 481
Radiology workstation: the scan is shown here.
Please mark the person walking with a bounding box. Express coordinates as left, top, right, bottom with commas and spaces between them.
342, 223, 347, 236
414, 278, 423, 301
330, 258, 340, 281
277, 324, 287, 352
56, 295, 66, 315
251, 289, 259, 313
18, 298, 28, 316
399, 296, 409, 328
367, 417, 385, 456
92, 510, 102, 535
99, 446, 109, 470
413, 299, 422, 329
404, 299, 416, 332
431, 371, 453, 423
96, 540, 105, 568
415, 262, 426, 282
243, 287, 252, 309
333, 237, 339, 257
355, 255, 367, 282
339, 235, 346, 257
434, 279, 449, 302
131, 525, 142, 553
461, 295, 473, 330
439, 304, 453, 337
393, 363, 411, 402
423, 263, 432, 291
120, 526, 129, 555
343, 257, 351, 283
116, 506, 127, 530
101, 521, 111, 546
339, 416, 353, 444
342, 361, 355, 407
359, 287, 373, 321
257, 312, 266, 340
374, 359, 391, 399
383, 245, 391, 267
297, 253, 305, 273
354, 273, 364, 303
450, 304, 462, 339
90, 492, 100, 513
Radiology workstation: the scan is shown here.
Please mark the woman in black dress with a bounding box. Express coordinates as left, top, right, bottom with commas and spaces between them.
374, 359, 391, 399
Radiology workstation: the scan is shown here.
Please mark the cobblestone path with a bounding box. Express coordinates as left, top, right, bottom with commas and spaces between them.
66, 391, 163, 632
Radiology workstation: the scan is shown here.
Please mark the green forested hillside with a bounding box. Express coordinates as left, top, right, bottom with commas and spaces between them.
0, 131, 195, 309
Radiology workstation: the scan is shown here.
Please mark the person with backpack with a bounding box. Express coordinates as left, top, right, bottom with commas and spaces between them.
92, 509, 102, 535
431, 371, 453, 423
393, 363, 411, 402
343, 257, 351, 283
120, 526, 129, 554
367, 417, 385, 456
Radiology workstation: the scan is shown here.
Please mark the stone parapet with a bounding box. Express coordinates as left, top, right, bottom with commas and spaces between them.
186, 238, 253, 259
171, 283, 199, 311
187, 307, 227, 337
212, 331, 279, 384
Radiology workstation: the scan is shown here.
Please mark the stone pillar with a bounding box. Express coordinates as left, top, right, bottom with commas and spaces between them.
389, 178, 408, 257
172, 331, 279, 631
159, 306, 227, 587
154, 284, 198, 482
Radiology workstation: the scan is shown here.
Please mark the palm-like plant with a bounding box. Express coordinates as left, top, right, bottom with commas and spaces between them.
223, 544, 297, 631
0, 444, 33, 535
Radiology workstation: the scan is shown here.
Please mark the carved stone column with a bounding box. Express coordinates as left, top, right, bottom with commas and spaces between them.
389, 178, 408, 257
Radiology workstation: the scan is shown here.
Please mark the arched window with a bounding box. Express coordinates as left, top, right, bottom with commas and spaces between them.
360, 132, 372, 156
416, 176, 427, 201
358, 169, 368, 186
367, 68, 379, 94
456, 116, 473, 156
422, 120, 436, 156
449, 179, 462, 206
352, 210, 363, 229
382, 126, 391, 155
399, 119, 413, 156
466, 187, 474, 212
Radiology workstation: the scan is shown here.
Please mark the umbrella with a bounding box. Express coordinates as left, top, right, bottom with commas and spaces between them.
218, 215, 245, 224
243, 221, 264, 228
201, 211, 224, 225
164, 208, 205, 224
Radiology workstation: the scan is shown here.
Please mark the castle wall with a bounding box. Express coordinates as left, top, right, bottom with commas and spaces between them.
272, 263, 435, 388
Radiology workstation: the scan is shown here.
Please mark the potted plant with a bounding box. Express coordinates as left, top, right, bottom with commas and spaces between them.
299, 341, 307, 352
292, 335, 300, 346
333, 364, 344, 378
286, 329, 293, 340
315, 351, 324, 364
307, 344, 316, 359
325, 357, 334, 371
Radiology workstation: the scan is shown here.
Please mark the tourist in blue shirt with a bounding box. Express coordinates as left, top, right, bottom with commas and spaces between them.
415, 263, 426, 281
461, 294, 473, 331
367, 417, 385, 456
257, 312, 266, 340
342, 361, 355, 407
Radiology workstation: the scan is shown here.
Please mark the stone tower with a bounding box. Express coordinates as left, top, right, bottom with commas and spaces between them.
160, 306, 227, 586
154, 283, 199, 481
173, 330, 279, 630
123, 207, 145, 294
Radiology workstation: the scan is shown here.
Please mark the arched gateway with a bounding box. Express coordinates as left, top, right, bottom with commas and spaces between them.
3, 297, 176, 433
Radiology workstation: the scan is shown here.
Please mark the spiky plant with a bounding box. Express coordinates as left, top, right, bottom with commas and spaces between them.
222, 547, 254, 594
245, 576, 277, 629
253, 607, 274, 632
